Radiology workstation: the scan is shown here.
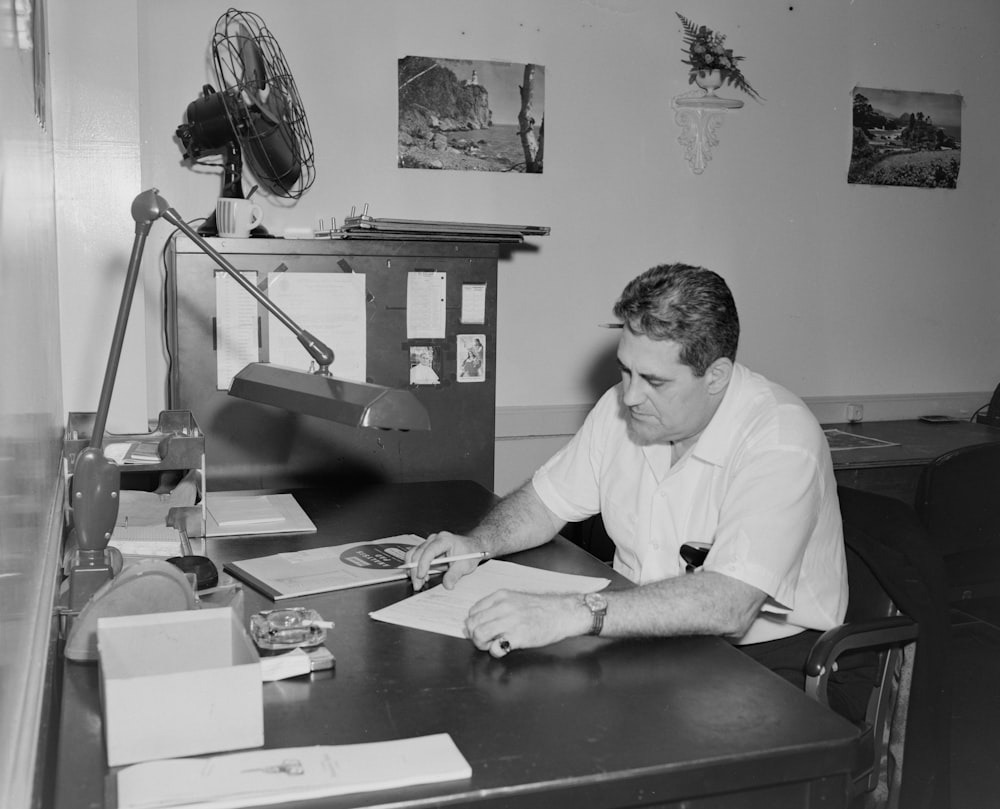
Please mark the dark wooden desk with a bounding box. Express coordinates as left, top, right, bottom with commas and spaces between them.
52, 481, 858, 809
827, 419, 1000, 504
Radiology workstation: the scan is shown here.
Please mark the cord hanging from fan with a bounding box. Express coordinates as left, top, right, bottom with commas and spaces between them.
175, 9, 316, 236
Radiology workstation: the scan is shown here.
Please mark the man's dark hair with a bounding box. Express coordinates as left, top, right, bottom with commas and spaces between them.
612, 263, 740, 376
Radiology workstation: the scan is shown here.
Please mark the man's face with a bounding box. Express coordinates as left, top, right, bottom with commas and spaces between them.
616, 329, 727, 447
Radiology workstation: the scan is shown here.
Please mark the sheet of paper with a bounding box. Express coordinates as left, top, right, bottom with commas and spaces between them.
460, 282, 487, 324
369, 560, 610, 638
266, 272, 366, 381
116, 733, 472, 809
823, 429, 900, 451
215, 272, 260, 390
406, 271, 447, 339
109, 526, 185, 558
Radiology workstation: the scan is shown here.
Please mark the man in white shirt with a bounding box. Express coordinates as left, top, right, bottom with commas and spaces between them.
407, 264, 850, 707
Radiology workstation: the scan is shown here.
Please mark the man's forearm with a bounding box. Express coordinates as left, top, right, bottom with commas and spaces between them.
469, 481, 566, 557
601, 572, 768, 640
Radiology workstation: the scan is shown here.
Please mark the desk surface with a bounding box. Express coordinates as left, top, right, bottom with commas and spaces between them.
52, 481, 857, 809
825, 418, 1000, 470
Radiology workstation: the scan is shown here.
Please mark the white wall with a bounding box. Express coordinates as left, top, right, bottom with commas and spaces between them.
0, 1, 64, 804
51, 0, 146, 433
53, 0, 1000, 493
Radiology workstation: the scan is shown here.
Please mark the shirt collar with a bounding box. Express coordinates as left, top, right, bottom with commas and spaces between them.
688, 362, 747, 467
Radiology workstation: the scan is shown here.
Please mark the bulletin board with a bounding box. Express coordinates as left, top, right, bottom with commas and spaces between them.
166, 235, 499, 491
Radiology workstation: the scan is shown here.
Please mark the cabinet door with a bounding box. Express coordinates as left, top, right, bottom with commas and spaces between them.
167, 237, 498, 491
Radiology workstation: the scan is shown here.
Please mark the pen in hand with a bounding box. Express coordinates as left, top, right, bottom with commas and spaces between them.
400, 551, 491, 570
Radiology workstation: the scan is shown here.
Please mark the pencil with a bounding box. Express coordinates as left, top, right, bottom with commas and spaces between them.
400, 551, 490, 570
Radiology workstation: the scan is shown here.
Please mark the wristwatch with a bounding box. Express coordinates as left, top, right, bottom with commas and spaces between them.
583, 592, 608, 636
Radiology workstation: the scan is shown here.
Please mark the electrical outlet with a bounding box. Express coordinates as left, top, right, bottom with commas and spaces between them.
845, 404, 864, 423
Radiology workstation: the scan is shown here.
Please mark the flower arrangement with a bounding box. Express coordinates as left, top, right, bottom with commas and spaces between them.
676, 12, 762, 102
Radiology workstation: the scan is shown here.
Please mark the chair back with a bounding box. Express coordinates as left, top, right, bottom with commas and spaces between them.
915, 440, 1000, 554
914, 441, 1000, 599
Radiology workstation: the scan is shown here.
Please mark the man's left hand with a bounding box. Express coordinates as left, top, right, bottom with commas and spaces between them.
465, 590, 591, 657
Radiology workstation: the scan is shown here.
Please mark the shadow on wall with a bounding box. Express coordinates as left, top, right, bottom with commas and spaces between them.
584, 341, 621, 402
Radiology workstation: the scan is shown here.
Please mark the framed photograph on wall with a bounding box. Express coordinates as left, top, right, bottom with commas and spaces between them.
849, 86, 961, 189
399, 56, 544, 173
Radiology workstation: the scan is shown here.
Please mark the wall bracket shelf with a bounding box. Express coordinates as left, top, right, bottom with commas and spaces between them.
671, 91, 744, 174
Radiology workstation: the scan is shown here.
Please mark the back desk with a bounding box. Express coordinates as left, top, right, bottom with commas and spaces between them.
53, 481, 857, 809
827, 418, 1000, 504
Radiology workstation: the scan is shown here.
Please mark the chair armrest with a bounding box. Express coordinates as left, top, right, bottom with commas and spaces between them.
804, 617, 918, 706
806, 616, 918, 677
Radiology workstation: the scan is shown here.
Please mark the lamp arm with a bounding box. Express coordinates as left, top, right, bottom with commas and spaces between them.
88, 216, 152, 447
67, 188, 336, 611
155, 198, 335, 373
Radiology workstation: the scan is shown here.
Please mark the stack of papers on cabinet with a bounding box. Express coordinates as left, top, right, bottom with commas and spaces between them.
115, 733, 472, 809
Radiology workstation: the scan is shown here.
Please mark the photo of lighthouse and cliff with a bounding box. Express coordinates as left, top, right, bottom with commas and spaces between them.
398, 55, 546, 173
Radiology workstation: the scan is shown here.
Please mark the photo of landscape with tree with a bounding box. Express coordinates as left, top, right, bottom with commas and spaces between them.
849, 86, 961, 189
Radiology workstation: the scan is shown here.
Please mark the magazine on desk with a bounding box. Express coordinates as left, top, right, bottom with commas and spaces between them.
223, 535, 424, 600
115, 733, 472, 809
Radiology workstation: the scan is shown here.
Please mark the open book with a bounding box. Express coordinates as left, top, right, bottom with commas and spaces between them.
115, 733, 472, 809
223, 535, 423, 600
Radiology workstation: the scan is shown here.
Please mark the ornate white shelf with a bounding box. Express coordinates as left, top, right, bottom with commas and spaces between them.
671, 90, 744, 175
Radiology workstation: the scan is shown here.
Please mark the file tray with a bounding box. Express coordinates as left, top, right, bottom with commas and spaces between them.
64, 409, 205, 473
97, 607, 263, 766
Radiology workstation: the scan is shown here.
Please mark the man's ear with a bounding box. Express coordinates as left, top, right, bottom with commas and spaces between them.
705, 357, 734, 394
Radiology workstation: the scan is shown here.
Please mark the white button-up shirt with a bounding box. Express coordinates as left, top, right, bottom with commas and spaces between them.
532, 363, 848, 645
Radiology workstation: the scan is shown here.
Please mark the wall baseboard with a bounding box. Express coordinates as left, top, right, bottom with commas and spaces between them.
496, 391, 992, 439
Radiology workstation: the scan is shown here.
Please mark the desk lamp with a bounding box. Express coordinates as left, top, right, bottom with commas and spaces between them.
66, 188, 430, 614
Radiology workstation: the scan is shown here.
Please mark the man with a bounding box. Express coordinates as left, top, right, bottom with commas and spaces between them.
407, 264, 849, 708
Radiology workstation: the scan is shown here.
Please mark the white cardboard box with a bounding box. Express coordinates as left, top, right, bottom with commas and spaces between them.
97, 607, 264, 767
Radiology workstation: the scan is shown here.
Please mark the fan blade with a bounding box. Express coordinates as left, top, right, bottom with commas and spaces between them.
244, 117, 301, 196
237, 23, 267, 95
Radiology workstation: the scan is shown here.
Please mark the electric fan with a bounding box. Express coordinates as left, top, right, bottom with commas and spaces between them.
176, 8, 316, 235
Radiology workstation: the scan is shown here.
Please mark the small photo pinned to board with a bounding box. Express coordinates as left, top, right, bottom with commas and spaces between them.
457, 334, 486, 382
409, 345, 441, 386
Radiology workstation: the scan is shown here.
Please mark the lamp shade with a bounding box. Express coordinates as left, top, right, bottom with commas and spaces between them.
228, 363, 431, 432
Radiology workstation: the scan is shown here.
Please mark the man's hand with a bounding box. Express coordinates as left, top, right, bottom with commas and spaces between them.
405, 530, 485, 591
465, 590, 591, 657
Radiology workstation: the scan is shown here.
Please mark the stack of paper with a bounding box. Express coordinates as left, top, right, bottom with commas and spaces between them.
206, 493, 316, 538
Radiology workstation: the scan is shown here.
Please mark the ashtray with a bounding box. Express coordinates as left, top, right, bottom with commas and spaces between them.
249, 607, 333, 651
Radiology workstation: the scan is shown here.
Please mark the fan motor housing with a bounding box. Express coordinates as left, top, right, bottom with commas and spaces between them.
177, 85, 237, 156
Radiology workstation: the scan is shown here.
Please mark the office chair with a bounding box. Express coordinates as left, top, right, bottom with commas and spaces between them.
914, 441, 1000, 601
806, 486, 950, 809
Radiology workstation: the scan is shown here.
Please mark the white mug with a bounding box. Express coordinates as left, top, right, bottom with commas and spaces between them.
216, 197, 263, 237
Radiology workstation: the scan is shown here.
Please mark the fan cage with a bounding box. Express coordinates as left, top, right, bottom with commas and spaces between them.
211, 9, 315, 199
